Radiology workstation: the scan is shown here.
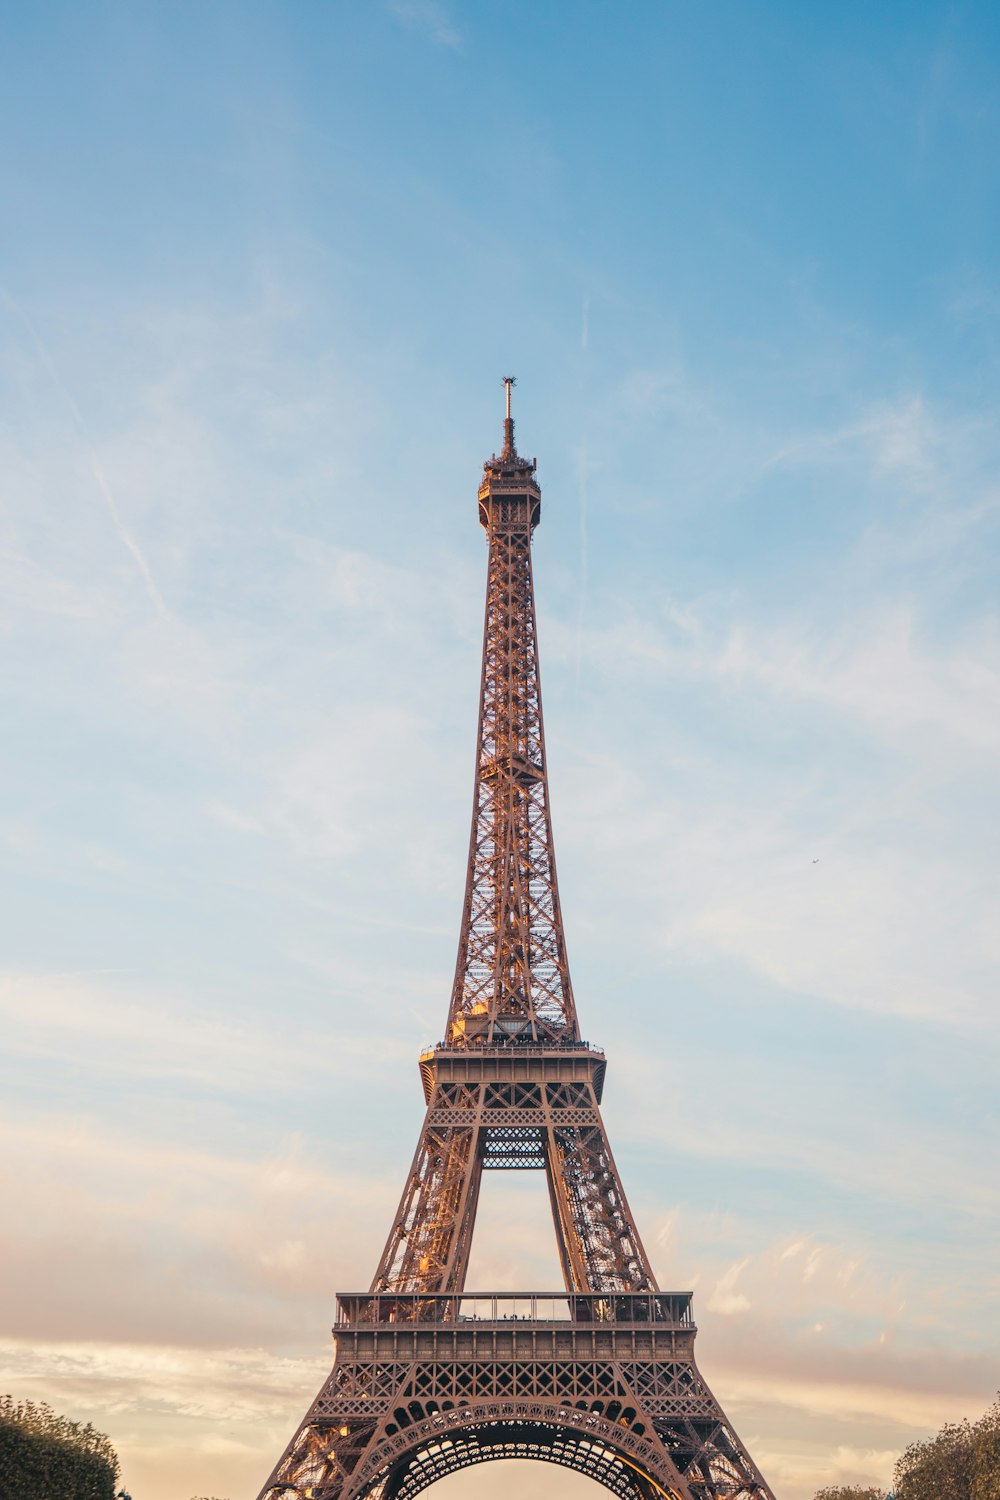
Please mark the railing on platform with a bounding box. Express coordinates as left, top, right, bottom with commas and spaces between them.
420, 1041, 606, 1058
335, 1291, 694, 1328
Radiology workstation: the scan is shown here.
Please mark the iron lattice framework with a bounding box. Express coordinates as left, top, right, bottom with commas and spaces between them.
258, 383, 775, 1500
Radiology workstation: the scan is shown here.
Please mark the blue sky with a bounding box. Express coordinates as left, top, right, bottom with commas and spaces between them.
1, 3, 999, 1498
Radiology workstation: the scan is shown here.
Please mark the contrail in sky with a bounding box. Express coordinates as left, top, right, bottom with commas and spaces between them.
575, 439, 589, 694
575, 293, 591, 691
1, 287, 170, 620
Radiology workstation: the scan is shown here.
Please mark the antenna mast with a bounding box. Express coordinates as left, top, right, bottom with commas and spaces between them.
501, 374, 516, 457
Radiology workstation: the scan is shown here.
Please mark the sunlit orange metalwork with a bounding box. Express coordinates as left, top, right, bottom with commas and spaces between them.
257, 386, 775, 1500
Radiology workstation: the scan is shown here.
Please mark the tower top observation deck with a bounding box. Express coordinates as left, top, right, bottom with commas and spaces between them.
479, 375, 540, 530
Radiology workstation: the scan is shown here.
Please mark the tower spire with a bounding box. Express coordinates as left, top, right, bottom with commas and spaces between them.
502, 374, 516, 458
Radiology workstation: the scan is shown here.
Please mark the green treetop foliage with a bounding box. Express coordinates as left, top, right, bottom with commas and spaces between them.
0, 1396, 120, 1500
972, 1408, 1000, 1500
813, 1487, 887, 1500
894, 1395, 1000, 1500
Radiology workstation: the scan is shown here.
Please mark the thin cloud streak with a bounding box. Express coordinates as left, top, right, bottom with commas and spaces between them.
0, 288, 169, 620
0, 972, 412, 1090
387, 1, 462, 51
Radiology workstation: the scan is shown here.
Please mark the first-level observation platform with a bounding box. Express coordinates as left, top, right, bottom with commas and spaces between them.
336, 1293, 693, 1328
331, 1294, 699, 1386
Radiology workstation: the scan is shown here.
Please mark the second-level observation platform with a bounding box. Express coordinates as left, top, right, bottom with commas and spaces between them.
419, 1040, 607, 1104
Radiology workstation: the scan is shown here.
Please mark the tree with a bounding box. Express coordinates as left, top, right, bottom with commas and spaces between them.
894, 1394, 1000, 1500
895, 1418, 974, 1499
970, 1397, 1000, 1500
0, 1396, 120, 1500
814, 1487, 886, 1500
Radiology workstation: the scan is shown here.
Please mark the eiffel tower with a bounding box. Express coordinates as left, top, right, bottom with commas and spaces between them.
258, 381, 776, 1500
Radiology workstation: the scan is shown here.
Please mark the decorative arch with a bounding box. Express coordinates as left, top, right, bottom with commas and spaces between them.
355, 1401, 685, 1500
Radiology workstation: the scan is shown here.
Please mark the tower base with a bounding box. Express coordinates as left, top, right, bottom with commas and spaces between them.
258, 1293, 774, 1500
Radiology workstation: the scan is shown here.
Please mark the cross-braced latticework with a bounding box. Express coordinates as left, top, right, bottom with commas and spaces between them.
447, 419, 576, 1047
370, 1054, 655, 1295
256, 388, 776, 1500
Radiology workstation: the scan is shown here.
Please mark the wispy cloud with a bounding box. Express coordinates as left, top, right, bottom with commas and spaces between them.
707, 1257, 752, 1315
388, 1, 462, 51
0, 1338, 330, 1500
0, 970, 411, 1091
0, 1106, 394, 1349
0, 289, 169, 619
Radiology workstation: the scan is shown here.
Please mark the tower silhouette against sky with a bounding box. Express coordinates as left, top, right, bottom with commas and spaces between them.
258, 383, 775, 1500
